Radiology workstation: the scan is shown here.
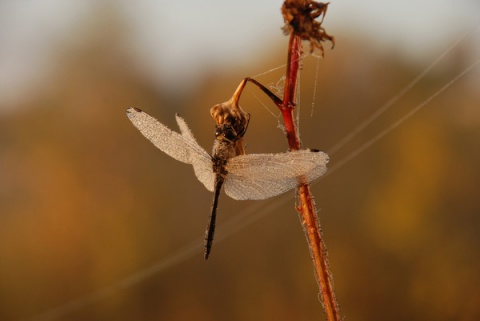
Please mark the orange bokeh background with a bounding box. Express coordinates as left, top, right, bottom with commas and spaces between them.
1, 2, 479, 320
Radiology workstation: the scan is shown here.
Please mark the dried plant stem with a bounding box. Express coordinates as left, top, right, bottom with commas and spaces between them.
282, 33, 340, 321
245, 32, 339, 320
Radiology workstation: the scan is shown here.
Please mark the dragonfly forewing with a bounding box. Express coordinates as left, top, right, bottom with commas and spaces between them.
126, 107, 215, 192
224, 150, 329, 200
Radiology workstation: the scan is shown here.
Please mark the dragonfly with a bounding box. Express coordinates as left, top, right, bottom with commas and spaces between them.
126, 107, 329, 259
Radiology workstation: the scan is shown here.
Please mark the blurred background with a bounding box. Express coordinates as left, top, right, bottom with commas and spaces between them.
1, 1, 479, 320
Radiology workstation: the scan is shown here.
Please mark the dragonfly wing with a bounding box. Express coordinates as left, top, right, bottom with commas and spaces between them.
224, 175, 299, 200
126, 107, 215, 192
176, 114, 215, 192
224, 150, 329, 200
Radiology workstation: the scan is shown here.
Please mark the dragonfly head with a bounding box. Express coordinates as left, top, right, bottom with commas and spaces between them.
215, 123, 238, 143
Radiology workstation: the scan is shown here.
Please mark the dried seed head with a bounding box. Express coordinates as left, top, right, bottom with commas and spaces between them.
281, 0, 335, 56
210, 79, 250, 142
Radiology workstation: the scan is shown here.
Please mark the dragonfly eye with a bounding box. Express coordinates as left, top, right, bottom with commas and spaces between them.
215, 124, 238, 142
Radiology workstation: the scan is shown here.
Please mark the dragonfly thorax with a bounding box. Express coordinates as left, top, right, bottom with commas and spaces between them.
212, 136, 237, 161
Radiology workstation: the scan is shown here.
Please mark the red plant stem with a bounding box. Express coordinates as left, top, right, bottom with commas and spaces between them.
282, 35, 301, 150
244, 32, 340, 321
282, 33, 341, 321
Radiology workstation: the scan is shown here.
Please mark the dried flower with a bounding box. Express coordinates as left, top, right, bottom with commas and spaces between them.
282, 0, 335, 55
